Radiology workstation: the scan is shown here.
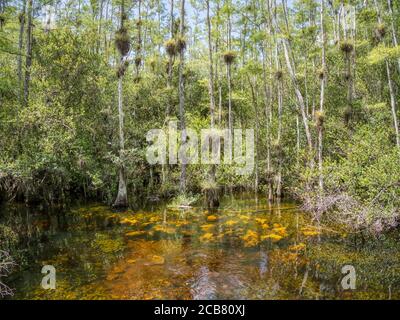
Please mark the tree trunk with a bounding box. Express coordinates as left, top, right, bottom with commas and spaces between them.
135, 0, 142, 78
178, 0, 186, 194
318, 0, 327, 192
275, 40, 283, 200
280, 0, 313, 154
386, 60, 400, 148
23, 0, 33, 106
167, 0, 174, 90
374, 0, 400, 148
387, 0, 400, 74
17, 0, 26, 103
114, 71, 129, 207
227, 4, 233, 134
205, 0, 219, 208
114, 3, 129, 207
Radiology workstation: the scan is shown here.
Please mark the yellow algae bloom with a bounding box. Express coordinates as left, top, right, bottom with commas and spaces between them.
289, 243, 306, 251
125, 231, 146, 237
207, 215, 218, 222
242, 230, 259, 247
200, 232, 214, 242
152, 224, 176, 234
120, 217, 138, 226
224, 219, 238, 227
272, 226, 287, 236
255, 218, 267, 225
273, 223, 282, 228
261, 223, 269, 229
175, 220, 189, 227
300, 227, 320, 237
200, 224, 215, 231
150, 255, 165, 265
262, 233, 283, 241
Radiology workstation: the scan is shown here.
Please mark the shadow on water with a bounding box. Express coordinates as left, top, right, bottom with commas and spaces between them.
1, 193, 400, 300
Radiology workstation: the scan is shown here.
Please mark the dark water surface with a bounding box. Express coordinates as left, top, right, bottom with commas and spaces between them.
2, 194, 400, 300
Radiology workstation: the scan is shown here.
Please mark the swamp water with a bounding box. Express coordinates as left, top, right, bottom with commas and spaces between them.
2, 193, 400, 300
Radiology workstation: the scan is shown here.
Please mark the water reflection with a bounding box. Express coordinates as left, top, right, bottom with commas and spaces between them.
2, 194, 400, 300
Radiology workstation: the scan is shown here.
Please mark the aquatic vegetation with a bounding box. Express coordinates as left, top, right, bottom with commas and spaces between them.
120, 217, 138, 226
200, 224, 215, 231
152, 224, 176, 234
242, 230, 259, 247
301, 226, 320, 237
92, 233, 124, 254
239, 215, 250, 221
288, 243, 306, 252
207, 215, 217, 222
149, 255, 165, 265
125, 231, 147, 237
199, 232, 214, 242
262, 233, 283, 242
255, 218, 268, 225
272, 226, 287, 237
7, 195, 400, 300
224, 219, 238, 227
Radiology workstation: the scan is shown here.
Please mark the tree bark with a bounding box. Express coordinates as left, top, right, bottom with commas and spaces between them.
275, 40, 283, 199
23, 0, 33, 106
387, 0, 400, 74
114, 72, 129, 207
374, 0, 400, 148
318, 0, 327, 192
178, 0, 186, 194
17, 0, 26, 103
114, 3, 129, 207
280, 0, 313, 154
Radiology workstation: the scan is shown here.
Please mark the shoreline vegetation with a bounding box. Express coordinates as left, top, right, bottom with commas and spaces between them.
1, 0, 400, 283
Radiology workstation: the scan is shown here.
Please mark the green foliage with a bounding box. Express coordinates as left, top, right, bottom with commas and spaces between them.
367, 45, 400, 65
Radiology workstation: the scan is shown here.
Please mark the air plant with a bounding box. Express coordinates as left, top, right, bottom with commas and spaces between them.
0, 14, 6, 28
340, 40, 354, 54
115, 26, 130, 57
116, 60, 129, 78
374, 23, 386, 42
318, 68, 326, 80
315, 111, 325, 129
275, 70, 284, 80
135, 56, 142, 67
164, 39, 177, 57
175, 36, 186, 54
223, 51, 236, 65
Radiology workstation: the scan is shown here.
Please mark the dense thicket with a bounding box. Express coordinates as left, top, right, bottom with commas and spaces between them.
1, 0, 400, 233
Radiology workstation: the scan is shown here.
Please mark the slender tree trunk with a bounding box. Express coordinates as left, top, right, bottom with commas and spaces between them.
17, 0, 26, 103
114, 70, 128, 207
227, 4, 233, 134
318, 0, 327, 192
248, 76, 259, 192
135, 0, 142, 78
114, 3, 129, 207
374, 0, 400, 148
23, 0, 33, 106
167, 0, 174, 89
261, 42, 273, 203
280, 6, 313, 154
387, 0, 400, 74
207, 0, 215, 129
205, 0, 219, 208
178, 0, 186, 194
275, 40, 283, 199
386, 61, 400, 148
265, 0, 274, 202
